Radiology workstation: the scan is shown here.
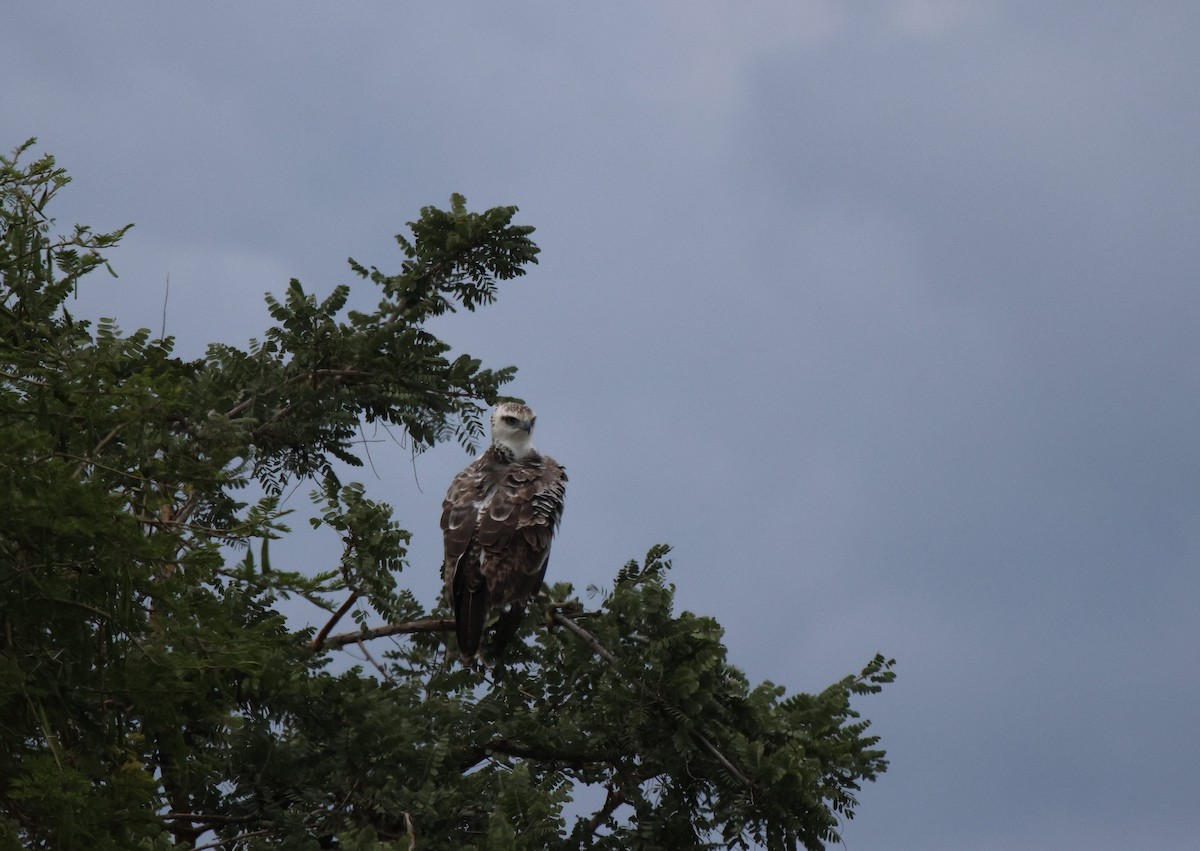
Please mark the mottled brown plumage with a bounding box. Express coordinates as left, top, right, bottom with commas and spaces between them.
441, 403, 567, 660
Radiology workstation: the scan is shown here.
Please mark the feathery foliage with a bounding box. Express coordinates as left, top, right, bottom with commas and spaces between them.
0, 140, 893, 851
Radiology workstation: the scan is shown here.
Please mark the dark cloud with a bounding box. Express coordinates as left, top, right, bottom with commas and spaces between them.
3, 3, 1198, 847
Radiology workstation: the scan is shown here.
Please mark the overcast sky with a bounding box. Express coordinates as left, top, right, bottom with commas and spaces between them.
5, 2, 1199, 848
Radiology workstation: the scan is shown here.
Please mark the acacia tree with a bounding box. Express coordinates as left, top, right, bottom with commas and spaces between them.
0, 140, 894, 851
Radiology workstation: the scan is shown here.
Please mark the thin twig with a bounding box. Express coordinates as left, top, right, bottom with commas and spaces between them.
160, 271, 169, 340
89, 421, 129, 459
44, 597, 113, 621
0, 370, 47, 387
59, 453, 151, 483
355, 637, 396, 684
192, 830, 271, 851
164, 812, 253, 826
252, 403, 295, 434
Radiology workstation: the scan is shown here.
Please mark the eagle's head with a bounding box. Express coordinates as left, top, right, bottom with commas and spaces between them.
490, 402, 537, 459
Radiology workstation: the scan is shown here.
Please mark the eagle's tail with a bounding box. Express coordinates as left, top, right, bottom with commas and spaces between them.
455, 586, 488, 660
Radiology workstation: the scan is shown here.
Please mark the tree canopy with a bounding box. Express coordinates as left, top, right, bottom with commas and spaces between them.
0, 139, 894, 851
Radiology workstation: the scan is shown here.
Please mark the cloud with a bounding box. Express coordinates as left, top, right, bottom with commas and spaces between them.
4, 3, 1200, 847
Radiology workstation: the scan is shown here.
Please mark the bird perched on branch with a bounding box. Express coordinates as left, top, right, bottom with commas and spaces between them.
441, 402, 567, 660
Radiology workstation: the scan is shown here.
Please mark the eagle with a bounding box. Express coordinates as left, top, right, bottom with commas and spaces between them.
441, 402, 567, 660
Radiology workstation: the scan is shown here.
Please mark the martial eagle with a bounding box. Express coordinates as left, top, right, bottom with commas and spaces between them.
441, 402, 567, 660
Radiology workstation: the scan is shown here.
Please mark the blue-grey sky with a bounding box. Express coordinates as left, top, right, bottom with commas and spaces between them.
4, 3, 1199, 847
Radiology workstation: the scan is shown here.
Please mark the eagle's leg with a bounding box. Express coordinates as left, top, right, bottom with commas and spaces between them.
489, 603, 528, 658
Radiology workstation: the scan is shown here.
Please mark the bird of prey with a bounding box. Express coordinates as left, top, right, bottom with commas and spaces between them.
441, 402, 567, 660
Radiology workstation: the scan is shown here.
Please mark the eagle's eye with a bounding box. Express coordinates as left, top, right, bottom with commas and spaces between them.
502, 415, 518, 425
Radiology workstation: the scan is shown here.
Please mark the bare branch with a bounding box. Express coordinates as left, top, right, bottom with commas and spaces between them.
460, 738, 633, 773
319, 616, 455, 650
164, 812, 254, 827
225, 394, 258, 419
170, 492, 202, 529
587, 783, 627, 836
192, 830, 270, 851
354, 637, 397, 685
310, 591, 361, 651
551, 609, 620, 666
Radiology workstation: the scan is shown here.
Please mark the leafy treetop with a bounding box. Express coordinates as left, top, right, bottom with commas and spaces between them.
0, 139, 893, 851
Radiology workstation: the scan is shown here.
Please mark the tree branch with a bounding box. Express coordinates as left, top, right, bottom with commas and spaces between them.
318, 616, 455, 650
551, 609, 620, 666
192, 830, 270, 851
587, 783, 627, 837
310, 591, 361, 651
0, 370, 47, 387
164, 812, 254, 827
460, 738, 633, 773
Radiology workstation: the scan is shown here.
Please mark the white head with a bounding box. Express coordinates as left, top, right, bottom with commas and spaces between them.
490, 402, 537, 459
